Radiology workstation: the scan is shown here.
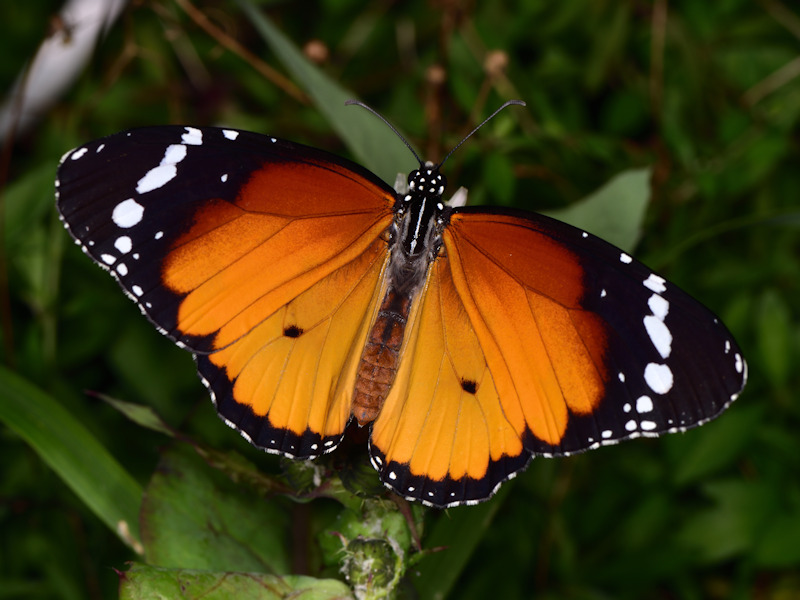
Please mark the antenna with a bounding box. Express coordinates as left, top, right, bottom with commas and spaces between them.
345, 99, 525, 169
438, 100, 525, 168
344, 99, 424, 166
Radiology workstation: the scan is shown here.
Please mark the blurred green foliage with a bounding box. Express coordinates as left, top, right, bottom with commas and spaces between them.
1, 0, 798, 598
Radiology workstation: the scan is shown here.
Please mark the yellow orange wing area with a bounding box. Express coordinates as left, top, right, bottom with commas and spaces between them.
164, 159, 394, 458
370, 211, 608, 506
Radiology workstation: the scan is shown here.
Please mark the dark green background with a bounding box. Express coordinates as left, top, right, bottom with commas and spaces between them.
1, 0, 798, 598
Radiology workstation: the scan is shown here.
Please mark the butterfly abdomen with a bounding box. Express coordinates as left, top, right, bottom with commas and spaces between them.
353, 289, 412, 425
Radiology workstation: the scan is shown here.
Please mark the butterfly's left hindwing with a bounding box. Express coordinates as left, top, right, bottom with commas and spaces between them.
57, 126, 396, 457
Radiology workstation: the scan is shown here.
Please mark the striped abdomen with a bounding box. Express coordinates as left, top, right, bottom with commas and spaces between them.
352, 288, 413, 426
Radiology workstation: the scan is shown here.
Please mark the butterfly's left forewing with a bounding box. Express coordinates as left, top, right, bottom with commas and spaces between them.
57, 126, 396, 457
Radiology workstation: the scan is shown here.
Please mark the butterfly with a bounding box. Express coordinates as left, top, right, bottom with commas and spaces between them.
56, 103, 746, 508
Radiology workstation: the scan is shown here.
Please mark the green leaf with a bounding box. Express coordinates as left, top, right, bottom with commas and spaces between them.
413, 483, 511, 600
0, 366, 142, 551
97, 394, 176, 437
140, 443, 291, 573
237, 0, 417, 184
754, 511, 800, 568
668, 404, 762, 487
755, 288, 793, 387
119, 563, 353, 600
543, 168, 651, 252
675, 479, 775, 563
4, 162, 56, 249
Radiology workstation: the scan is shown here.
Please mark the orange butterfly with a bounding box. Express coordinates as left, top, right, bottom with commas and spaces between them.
56, 104, 746, 507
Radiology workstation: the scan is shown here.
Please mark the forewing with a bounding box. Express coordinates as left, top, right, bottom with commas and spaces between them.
56, 126, 395, 456
444, 209, 746, 456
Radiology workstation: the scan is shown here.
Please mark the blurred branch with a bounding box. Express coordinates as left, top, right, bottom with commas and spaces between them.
760, 0, 800, 40
173, 0, 308, 104
743, 55, 800, 106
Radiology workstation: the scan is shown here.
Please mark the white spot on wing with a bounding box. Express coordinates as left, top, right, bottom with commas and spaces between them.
735, 353, 743, 374
625, 420, 638, 431
620, 253, 633, 264
112, 199, 144, 228
117, 263, 128, 276
644, 363, 673, 394
136, 144, 188, 193
223, 129, 239, 140
137, 165, 177, 194
636, 395, 654, 413
100, 254, 116, 265
644, 315, 672, 358
647, 294, 669, 319
71, 147, 88, 160
643, 274, 667, 293
114, 236, 132, 254
181, 127, 203, 145
163, 143, 188, 164
132, 285, 144, 297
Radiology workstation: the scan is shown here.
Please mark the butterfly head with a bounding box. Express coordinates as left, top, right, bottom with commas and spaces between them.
407, 162, 447, 199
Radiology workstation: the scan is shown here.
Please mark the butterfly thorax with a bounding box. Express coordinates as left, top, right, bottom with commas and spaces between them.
352, 164, 449, 426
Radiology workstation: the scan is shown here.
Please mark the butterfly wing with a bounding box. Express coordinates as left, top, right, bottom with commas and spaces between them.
370, 207, 746, 507
369, 255, 530, 506
57, 126, 395, 457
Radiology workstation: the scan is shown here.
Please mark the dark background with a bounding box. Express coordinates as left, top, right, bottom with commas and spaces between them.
1, 1, 798, 598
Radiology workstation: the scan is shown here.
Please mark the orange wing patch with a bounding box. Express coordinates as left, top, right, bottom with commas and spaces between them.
199, 235, 389, 457
370, 256, 528, 505
164, 159, 396, 457
163, 161, 395, 350
443, 213, 608, 447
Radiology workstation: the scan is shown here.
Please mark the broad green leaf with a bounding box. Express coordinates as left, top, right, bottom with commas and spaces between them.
544, 167, 651, 252
675, 479, 775, 563
0, 366, 142, 551
237, 0, 417, 184
413, 483, 511, 600
668, 404, 761, 487
140, 443, 291, 573
119, 563, 353, 600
